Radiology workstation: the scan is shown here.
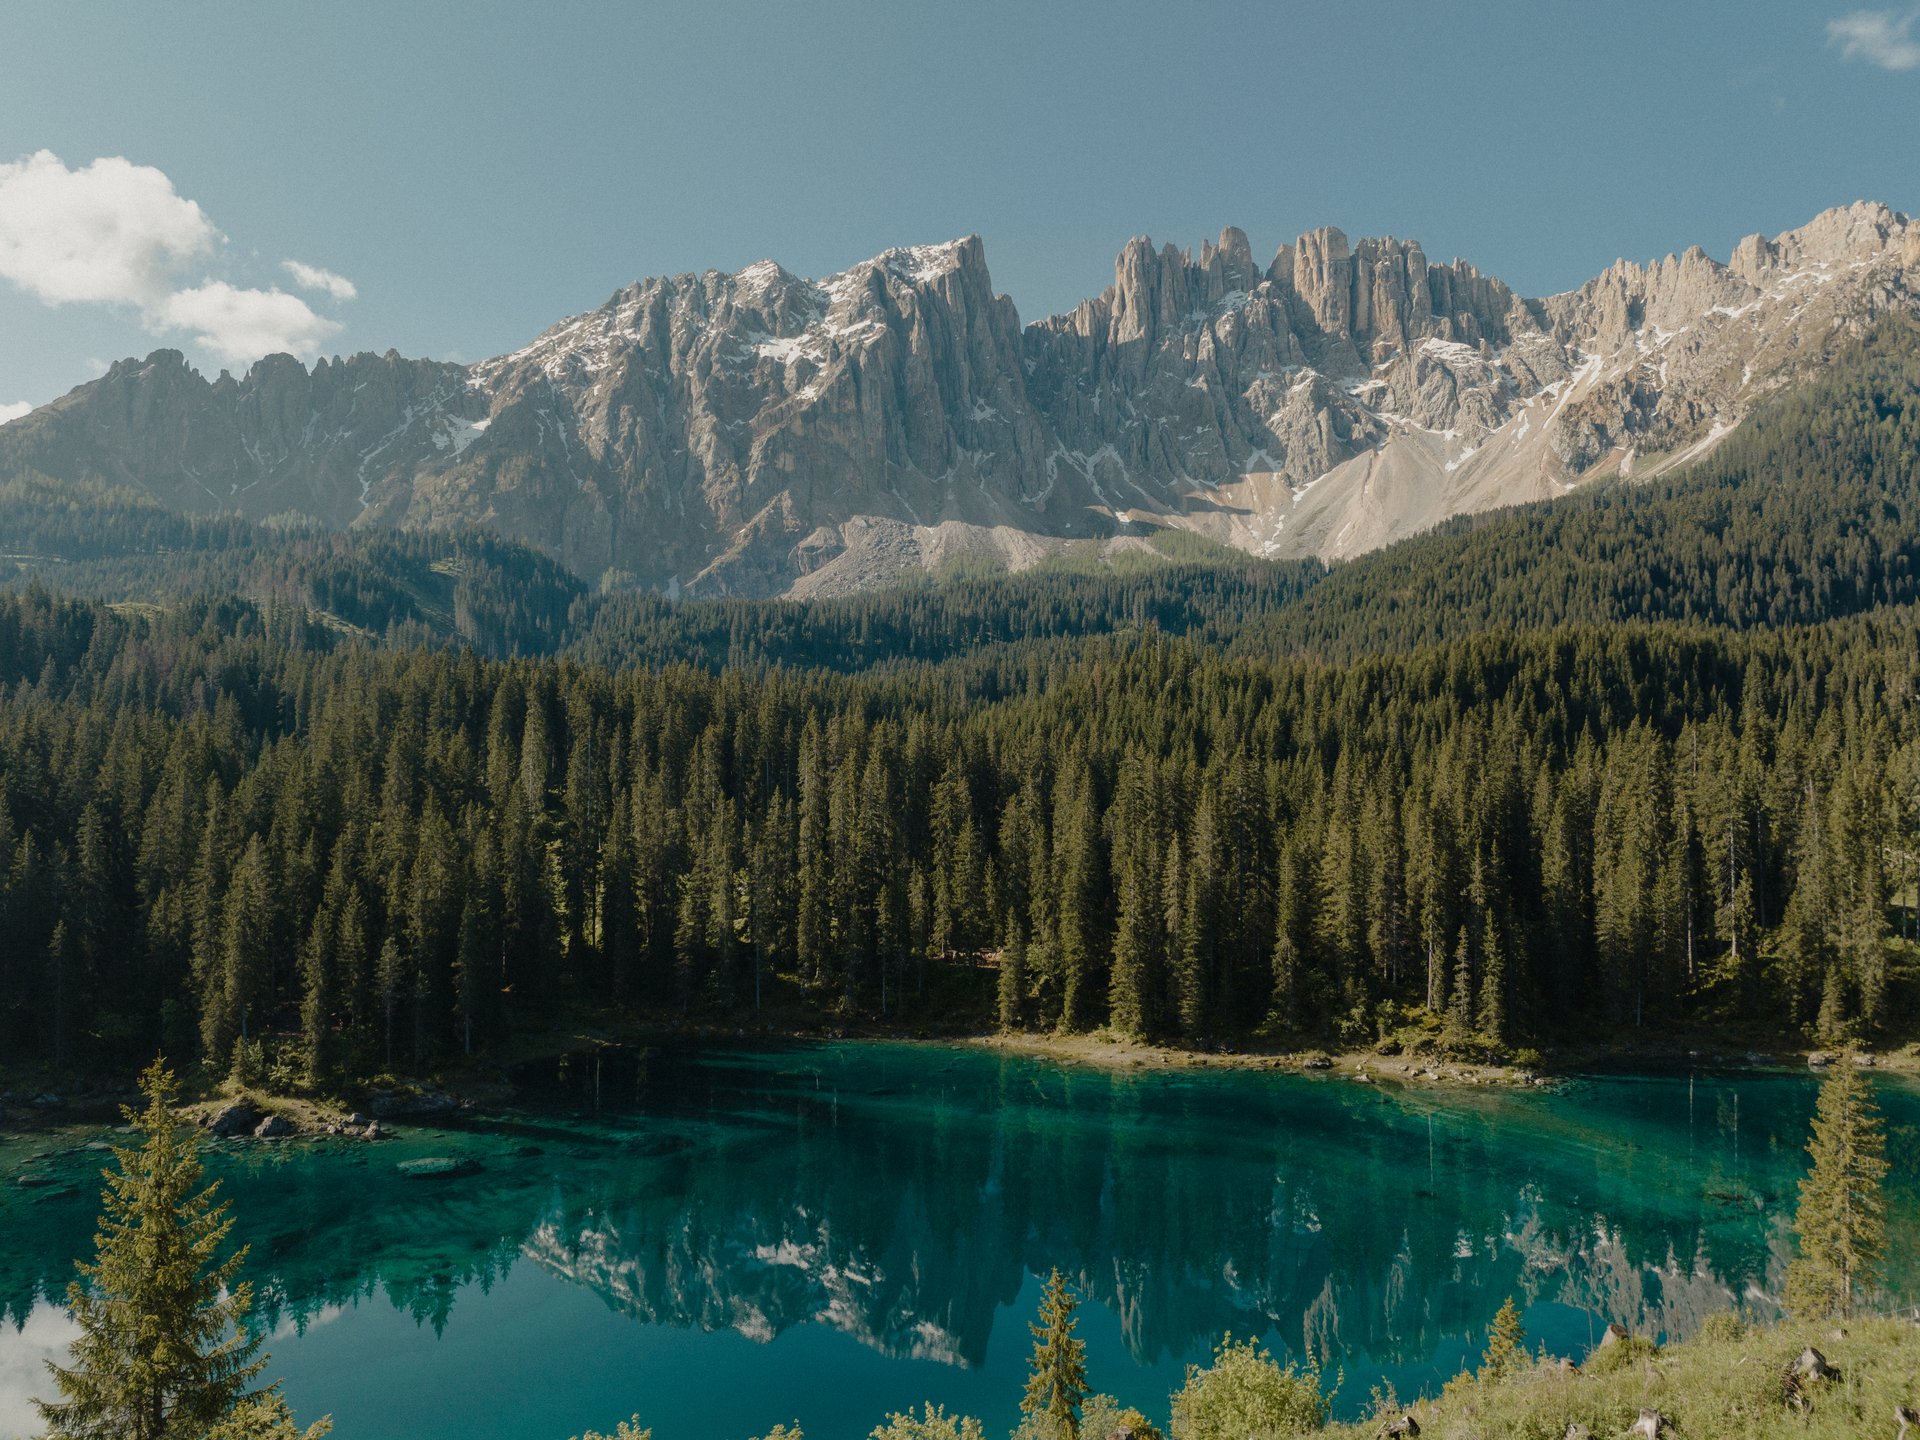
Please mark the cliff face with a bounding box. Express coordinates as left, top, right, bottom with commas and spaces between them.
4, 202, 1916, 595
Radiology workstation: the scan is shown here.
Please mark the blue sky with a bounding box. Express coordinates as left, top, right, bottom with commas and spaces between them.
1, 0, 1917, 414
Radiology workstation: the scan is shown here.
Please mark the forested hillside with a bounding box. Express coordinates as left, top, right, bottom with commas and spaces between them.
2, 581, 1917, 1076
4, 325, 1920, 1079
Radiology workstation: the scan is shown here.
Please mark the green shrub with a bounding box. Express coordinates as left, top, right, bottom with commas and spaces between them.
1693, 1311, 1748, 1344
1580, 1333, 1659, 1375
868, 1404, 984, 1440
1079, 1394, 1164, 1440
568, 1419, 649, 1440
1169, 1336, 1331, 1439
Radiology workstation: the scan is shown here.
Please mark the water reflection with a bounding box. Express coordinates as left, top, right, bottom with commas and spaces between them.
2, 1046, 1915, 1435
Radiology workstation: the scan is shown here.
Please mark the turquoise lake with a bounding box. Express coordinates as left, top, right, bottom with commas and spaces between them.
2, 1044, 1917, 1440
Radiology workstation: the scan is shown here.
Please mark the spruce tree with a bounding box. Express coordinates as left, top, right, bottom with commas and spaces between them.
998, 910, 1026, 1031
1479, 1295, 1525, 1379
1021, 1268, 1089, 1438
1786, 1056, 1889, 1319
37, 1060, 329, 1440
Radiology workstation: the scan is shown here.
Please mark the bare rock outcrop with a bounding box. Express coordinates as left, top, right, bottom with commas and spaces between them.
3, 202, 1915, 594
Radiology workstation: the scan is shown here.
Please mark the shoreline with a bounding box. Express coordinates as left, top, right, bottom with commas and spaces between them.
5, 1022, 1916, 1140
960, 1028, 1920, 1088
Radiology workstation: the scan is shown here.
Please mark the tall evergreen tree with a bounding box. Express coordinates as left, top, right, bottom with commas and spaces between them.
1786, 1057, 1889, 1319
37, 1060, 329, 1440
1021, 1269, 1089, 1439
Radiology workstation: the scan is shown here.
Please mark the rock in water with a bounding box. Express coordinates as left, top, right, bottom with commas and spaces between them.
397, 1156, 481, 1180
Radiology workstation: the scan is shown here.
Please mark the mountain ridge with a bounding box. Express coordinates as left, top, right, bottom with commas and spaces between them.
3, 200, 1915, 596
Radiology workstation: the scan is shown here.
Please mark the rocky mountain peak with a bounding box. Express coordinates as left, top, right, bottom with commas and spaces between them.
4, 202, 1915, 596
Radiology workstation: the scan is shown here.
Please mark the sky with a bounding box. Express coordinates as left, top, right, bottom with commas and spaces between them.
1, 0, 1918, 417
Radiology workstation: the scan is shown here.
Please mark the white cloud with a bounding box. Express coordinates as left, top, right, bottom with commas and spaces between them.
0, 150, 359, 369
0, 150, 216, 306
0, 400, 31, 426
156, 281, 341, 366
281, 259, 358, 302
1828, 9, 1920, 70
0, 1301, 80, 1438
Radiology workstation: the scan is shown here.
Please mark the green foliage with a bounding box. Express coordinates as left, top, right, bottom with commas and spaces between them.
1479, 1296, 1526, 1379
1022, 1269, 1090, 1437
867, 1402, 985, 1440
1579, 1333, 1659, 1376
1323, 1314, 1920, 1440
566, 1420, 650, 1440
203, 1393, 332, 1440
1168, 1335, 1331, 1440
35, 1060, 326, 1440
1077, 1394, 1164, 1440
1786, 1058, 1889, 1318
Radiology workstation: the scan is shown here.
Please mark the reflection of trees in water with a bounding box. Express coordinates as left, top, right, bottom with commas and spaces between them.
5, 1053, 1915, 1377
493, 1055, 1920, 1371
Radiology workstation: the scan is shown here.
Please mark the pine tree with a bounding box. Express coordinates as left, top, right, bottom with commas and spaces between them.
998, 910, 1026, 1031
37, 1060, 330, 1440
1479, 1295, 1526, 1379
1021, 1268, 1089, 1439
1786, 1057, 1889, 1319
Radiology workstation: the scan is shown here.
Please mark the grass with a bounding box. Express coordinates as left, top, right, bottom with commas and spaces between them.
1328, 1314, 1920, 1440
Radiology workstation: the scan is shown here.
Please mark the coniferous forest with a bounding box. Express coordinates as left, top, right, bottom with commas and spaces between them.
5, 324, 1920, 1080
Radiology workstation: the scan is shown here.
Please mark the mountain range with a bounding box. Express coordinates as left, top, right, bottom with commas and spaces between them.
3, 201, 1916, 597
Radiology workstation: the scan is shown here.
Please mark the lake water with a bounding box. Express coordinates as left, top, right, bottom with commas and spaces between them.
2, 1044, 1916, 1440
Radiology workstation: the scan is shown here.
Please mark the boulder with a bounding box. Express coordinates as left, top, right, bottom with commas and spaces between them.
1564, 1427, 1592, 1440
252, 1115, 295, 1140
1629, 1410, 1671, 1438
207, 1101, 261, 1138
1300, 1054, 1334, 1071
1807, 1051, 1834, 1068
1795, 1346, 1837, 1383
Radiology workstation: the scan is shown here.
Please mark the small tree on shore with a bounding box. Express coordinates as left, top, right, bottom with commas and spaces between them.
1786, 1055, 1888, 1319
1021, 1269, 1089, 1438
1479, 1296, 1526, 1379
36, 1059, 329, 1440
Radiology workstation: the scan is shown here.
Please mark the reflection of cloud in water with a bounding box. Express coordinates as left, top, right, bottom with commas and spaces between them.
5, 1048, 1917, 1431
0, 1302, 79, 1440
272, 1301, 349, 1343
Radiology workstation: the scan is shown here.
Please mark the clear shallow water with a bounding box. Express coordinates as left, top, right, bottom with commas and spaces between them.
2, 1045, 1917, 1440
